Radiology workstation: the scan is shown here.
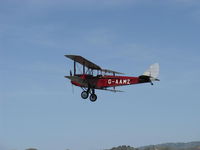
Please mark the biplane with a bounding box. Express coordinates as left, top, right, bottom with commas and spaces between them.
65, 55, 160, 102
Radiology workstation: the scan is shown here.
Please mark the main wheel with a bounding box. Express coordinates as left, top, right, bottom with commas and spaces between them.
89, 94, 97, 102
81, 91, 89, 99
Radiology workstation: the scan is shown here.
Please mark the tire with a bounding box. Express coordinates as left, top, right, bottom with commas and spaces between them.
81, 91, 89, 99
89, 94, 97, 102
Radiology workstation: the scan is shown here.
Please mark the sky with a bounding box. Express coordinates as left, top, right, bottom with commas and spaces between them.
1, 0, 200, 150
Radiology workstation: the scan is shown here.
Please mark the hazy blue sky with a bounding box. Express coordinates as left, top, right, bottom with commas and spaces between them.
1, 0, 200, 150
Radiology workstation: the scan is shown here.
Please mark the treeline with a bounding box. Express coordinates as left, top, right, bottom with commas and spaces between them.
24, 142, 200, 150
108, 143, 200, 150
109, 145, 138, 150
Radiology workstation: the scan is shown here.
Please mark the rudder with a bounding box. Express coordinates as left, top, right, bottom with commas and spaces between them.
143, 63, 159, 80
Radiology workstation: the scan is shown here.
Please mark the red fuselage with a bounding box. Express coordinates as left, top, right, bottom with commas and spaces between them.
71, 74, 141, 89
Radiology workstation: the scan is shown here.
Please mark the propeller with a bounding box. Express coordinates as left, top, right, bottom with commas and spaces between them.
70, 70, 72, 76
70, 70, 74, 94
71, 83, 74, 94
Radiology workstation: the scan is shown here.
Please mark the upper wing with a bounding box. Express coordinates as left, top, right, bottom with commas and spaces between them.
65, 55, 124, 74
65, 55, 101, 70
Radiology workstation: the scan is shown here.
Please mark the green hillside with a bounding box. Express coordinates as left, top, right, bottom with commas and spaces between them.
107, 141, 200, 150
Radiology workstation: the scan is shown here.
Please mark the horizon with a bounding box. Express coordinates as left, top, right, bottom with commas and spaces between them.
15, 141, 200, 150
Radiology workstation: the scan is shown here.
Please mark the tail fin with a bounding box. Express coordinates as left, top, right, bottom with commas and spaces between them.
143, 63, 160, 81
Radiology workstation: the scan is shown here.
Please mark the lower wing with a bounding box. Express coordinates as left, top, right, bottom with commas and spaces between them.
98, 88, 124, 93
65, 76, 87, 85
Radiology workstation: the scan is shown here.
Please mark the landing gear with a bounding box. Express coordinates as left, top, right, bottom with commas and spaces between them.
80, 88, 97, 102
90, 94, 97, 102
81, 91, 89, 99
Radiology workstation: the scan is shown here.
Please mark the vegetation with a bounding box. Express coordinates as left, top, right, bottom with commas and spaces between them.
110, 145, 138, 150
107, 142, 200, 150
23, 141, 200, 150
25, 148, 38, 150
